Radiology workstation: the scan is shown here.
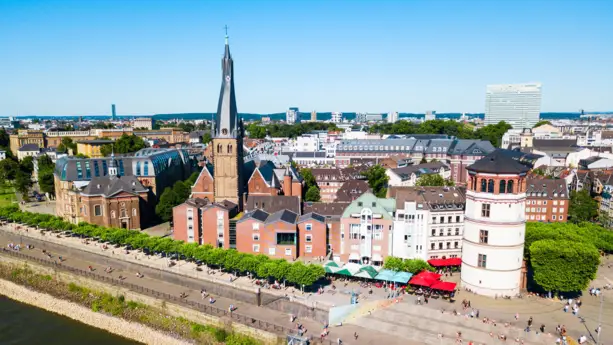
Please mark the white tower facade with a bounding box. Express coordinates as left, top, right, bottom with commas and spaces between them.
461, 150, 529, 297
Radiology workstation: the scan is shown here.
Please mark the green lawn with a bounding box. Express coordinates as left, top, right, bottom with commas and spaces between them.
0, 188, 16, 207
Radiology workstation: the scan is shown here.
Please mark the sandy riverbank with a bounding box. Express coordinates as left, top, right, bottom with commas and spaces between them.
0, 278, 191, 345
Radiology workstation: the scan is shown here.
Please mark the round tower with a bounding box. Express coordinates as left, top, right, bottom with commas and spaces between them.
461, 150, 529, 297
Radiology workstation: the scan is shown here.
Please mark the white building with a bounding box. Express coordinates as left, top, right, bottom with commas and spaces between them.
331, 112, 343, 124
484, 83, 542, 129
356, 113, 383, 123
386, 162, 451, 187
462, 150, 529, 297
391, 187, 465, 261
133, 117, 154, 130
286, 107, 300, 124
17, 143, 40, 161
387, 112, 399, 123
424, 111, 436, 122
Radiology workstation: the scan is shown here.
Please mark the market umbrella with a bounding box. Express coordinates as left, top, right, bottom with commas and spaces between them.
324, 261, 340, 268
354, 265, 379, 279
374, 269, 397, 281
408, 275, 437, 287
430, 281, 457, 292
414, 271, 442, 280
390, 271, 413, 284
325, 266, 341, 274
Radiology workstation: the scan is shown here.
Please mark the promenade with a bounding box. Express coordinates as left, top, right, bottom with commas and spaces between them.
1, 221, 611, 344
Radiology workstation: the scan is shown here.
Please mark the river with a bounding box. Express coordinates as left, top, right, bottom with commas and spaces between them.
0, 296, 140, 345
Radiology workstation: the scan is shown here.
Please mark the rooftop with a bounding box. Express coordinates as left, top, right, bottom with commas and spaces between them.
467, 149, 532, 175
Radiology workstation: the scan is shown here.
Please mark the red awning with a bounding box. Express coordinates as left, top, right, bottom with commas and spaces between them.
408, 276, 436, 287
428, 258, 462, 267
415, 271, 442, 280
430, 281, 457, 292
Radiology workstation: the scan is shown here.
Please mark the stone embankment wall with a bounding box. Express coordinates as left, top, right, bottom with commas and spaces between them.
0, 278, 189, 345
0, 254, 281, 345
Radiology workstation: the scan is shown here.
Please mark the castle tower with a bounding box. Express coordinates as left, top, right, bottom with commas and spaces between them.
461, 150, 529, 297
212, 33, 244, 208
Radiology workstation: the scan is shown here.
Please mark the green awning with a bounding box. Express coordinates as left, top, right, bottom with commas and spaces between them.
374, 269, 397, 281
355, 265, 379, 279
324, 261, 340, 268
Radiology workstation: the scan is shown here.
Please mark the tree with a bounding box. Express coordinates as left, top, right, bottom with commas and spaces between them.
363, 165, 389, 197
0, 128, 9, 148
383, 256, 404, 271
533, 120, 552, 128
402, 259, 434, 273
474, 121, 512, 148
0, 159, 19, 181
568, 190, 598, 223
155, 187, 180, 221
300, 168, 316, 189
201, 132, 212, 144
38, 169, 55, 195
305, 185, 321, 202
37, 155, 54, 170
100, 134, 146, 156
57, 137, 78, 154
415, 174, 454, 187
14, 170, 33, 195
530, 239, 599, 293
19, 156, 34, 174
172, 181, 190, 200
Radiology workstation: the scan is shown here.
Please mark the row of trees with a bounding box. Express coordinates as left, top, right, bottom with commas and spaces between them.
415, 174, 455, 187
525, 221, 612, 293
246, 122, 340, 139
0, 205, 326, 288
155, 172, 200, 221
368, 120, 512, 148
383, 257, 435, 273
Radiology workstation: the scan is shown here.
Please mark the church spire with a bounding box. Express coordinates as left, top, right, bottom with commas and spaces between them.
214, 26, 238, 138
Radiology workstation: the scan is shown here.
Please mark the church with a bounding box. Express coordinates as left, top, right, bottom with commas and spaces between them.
173, 35, 308, 250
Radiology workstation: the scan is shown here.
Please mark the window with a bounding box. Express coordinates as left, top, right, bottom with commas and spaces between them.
440, 216, 444, 223
454, 241, 459, 248
144, 161, 149, 176
446, 242, 451, 249
553, 200, 558, 205
552, 215, 557, 220
252, 223, 260, 230
305, 223, 312, 231
120, 209, 127, 218
253, 234, 260, 241
253, 244, 260, 252
481, 204, 491, 218
85, 161, 91, 179
305, 245, 312, 253
560, 201, 565, 205
552, 208, 557, 213
431, 243, 435, 250
438, 243, 443, 250
93, 161, 100, 177
357, 202, 363, 206
456, 216, 460, 223
448, 216, 452, 223
132, 208, 137, 216
102, 160, 107, 176
480, 179, 487, 192
432, 217, 436, 223
228, 144, 233, 154
559, 216, 564, 220
94, 205, 102, 216
269, 248, 276, 255
285, 248, 292, 256
119, 160, 124, 176
478, 254, 487, 268
479, 230, 489, 244
508, 178, 515, 192
499, 180, 506, 194
305, 234, 312, 242
543, 200, 547, 205
455, 228, 460, 236
76, 162, 83, 179
431, 229, 436, 236
136, 161, 141, 176
447, 228, 451, 236
487, 179, 494, 193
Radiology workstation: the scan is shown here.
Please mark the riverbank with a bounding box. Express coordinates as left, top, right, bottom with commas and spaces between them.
0, 279, 186, 345
0, 258, 264, 345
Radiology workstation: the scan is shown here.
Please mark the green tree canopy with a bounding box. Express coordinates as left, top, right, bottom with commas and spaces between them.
14, 170, 33, 195
568, 190, 598, 223
0, 128, 9, 148
19, 156, 34, 174
100, 134, 146, 157
155, 187, 180, 221
172, 181, 190, 201
245, 122, 339, 139
364, 165, 389, 197
0, 159, 19, 181
57, 137, 78, 154
415, 174, 454, 187
530, 239, 599, 293
201, 132, 212, 144
532, 120, 552, 128
305, 185, 321, 202
300, 168, 316, 189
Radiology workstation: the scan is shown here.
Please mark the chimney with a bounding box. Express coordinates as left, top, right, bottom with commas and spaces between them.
284, 166, 293, 196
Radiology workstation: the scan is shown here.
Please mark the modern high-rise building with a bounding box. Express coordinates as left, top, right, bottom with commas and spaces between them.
331, 112, 343, 124
387, 111, 399, 123
286, 107, 300, 124
484, 83, 542, 129
424, 110, 436, 121
311, 110, 317, 122
111, 104, 117, 121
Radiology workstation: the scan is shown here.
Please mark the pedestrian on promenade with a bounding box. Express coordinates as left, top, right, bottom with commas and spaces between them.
337, 338, 342, 345
354, 332, 358, 340
515, 312, 519, 321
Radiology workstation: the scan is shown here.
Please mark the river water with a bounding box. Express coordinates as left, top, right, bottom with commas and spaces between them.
0, 296, 140, 345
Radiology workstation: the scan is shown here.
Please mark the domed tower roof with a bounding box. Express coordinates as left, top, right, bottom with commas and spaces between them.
467, 149, 531, 175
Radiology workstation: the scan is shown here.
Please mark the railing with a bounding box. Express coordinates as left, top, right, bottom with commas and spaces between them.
0, 248, 329, 341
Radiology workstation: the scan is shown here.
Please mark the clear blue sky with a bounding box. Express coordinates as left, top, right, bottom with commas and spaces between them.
1, 0, 612, 116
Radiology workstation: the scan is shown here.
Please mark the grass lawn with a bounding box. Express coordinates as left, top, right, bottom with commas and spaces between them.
0, 188, 16, 207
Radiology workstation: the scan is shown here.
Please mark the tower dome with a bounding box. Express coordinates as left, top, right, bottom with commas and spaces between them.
461, 149, 530, 297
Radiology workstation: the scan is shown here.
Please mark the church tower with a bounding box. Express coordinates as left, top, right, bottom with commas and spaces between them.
212, 33, 244, 208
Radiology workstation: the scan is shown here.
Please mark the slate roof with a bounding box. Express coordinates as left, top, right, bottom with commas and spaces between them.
265, 209, 299, 225
238, 209, 270, 223
19, 143, 40, 152
467, 149, 532, 174
255, 161, 278, 186
302, 202, 348, 218
335, 180, 370, 202
298, 212, 326, 223
390, 162, 450, 181
525, 177, 569, 199
80, 175, 148, 197
245, 195, 301, 214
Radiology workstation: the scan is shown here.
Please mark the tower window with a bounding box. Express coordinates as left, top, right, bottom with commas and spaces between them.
507, 180, 514, 193
228, 144, 233, 154
480, 179, 487, 192
479, 230, 489, 244
499, 180, 506, 194
217, 144, 222, 154
481, 204, 491, 218
478, 254, 487, 268
487, 179, 494, 193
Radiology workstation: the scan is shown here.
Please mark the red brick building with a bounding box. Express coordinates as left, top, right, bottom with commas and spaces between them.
525, 177, 569, 222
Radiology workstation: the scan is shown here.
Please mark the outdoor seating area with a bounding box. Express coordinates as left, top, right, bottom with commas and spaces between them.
427, 258, 462, 267
324, 261, 415, 285
407, 271, 457, 300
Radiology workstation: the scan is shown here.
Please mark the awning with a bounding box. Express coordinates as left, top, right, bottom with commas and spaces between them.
414, 271, 442, 281
354, 265, 379, 279
408, 275, 436, 287
430, 281, 457, 292
325, 266, 341, 274
390, 272, 413, 284
324, 261, 340, 268
428, 258, 462, 267
374, 269, 397, 281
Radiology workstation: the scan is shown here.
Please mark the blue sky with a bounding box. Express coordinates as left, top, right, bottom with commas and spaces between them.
1, 0, 612, 116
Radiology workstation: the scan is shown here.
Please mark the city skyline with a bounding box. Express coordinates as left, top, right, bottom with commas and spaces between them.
1, 0, 612, 115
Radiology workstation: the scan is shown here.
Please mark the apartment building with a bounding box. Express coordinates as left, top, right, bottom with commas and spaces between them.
338, 192, 395, 265
524, 177, 569, 222
386, 162, 451, 187
389, 186, 465, 261
312, 168, 344, 202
